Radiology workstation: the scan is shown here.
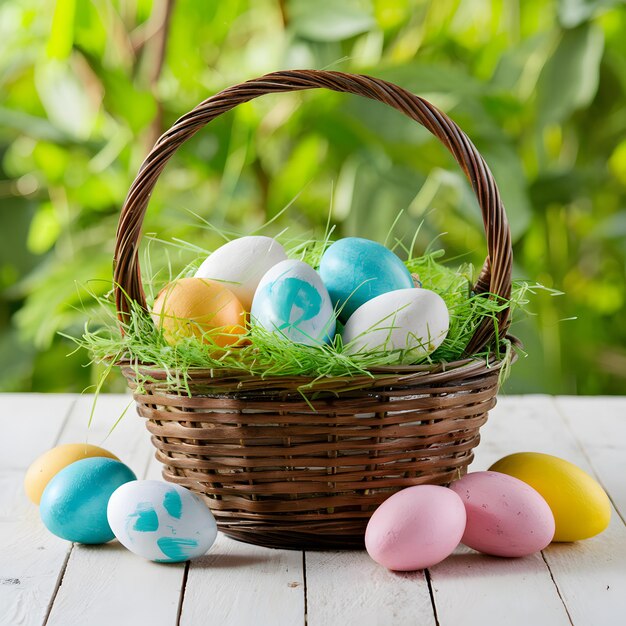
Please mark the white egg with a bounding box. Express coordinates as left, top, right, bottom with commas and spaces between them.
251, 259, 336, 346
342, 288, 449, 357
107, 481, 217, 563
195, 236, 287, 309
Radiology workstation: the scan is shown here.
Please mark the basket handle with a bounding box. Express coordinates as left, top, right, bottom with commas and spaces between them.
113, 69, 512, 355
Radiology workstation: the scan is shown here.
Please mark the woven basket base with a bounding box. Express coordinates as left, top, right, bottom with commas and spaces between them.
220, 527, 369, 550
158, 462, 474, 550
126, 353, 512, 551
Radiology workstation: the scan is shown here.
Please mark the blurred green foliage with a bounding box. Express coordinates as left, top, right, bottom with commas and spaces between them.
1, 0, 625, 394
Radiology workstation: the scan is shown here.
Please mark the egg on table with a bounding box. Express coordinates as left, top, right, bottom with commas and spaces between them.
40, 457, 136, 544
365, 485, 466, 571
25, 443, 119, 505
342, 288, 449, 357
489, 452, 611, 542
151, 277, 247, 347
449, 471, 555, 557
195, 236, 287, 310
318, 237, 414, 322
251, 259, 336, 346
107, 481, 217, 563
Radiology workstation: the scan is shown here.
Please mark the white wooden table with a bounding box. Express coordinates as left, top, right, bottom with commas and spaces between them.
1, 394, 624, 626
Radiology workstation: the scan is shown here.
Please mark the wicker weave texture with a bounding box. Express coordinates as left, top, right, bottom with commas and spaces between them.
114, 70, 515, 550
124, 357, 506, 549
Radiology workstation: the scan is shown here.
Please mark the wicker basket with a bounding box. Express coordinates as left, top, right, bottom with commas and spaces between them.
113, 70, 514, 550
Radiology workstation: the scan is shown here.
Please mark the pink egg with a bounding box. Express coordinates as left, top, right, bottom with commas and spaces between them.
450, 471, 555, 557
365, 485, 466, 571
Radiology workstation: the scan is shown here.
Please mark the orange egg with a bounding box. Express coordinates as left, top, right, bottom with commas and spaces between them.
151, 277, 247, 347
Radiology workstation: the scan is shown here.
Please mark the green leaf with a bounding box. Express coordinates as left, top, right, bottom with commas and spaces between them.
74, 0, 107, 58
268, 134, 327, 213
290, 0, 376, 42
0, 329, 36, 392
46, 0, 76, 59
34, 60, 97, 139
536, 23, 605, 124
530, 171, 585, 207
27, 202, 61, 254
0, 107, 72, 143
15, 253, 112, 348
490, 34, 552, 92
0, 197, 39, 281
32, 142, 70, 181
481, 144, 532, 242
558, 0, 623, 28
100, 68, 157, 133
376, 63, 488, 98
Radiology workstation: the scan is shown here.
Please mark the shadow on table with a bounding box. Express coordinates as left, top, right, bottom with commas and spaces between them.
429, 545, 550, 579
78, 540, 270, 568
191, 552, 271, 569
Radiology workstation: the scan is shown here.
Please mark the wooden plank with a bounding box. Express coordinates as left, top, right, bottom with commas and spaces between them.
55, 393, 153, 473
46, 394, 186, 626
179, 534, 305, 626
430, 546, 570, 626
0, 394, 76, 470
546, 396, 626, 626
426, 396, 571, 626
306, 550, 435, 626
44, 542, 185, 626
472, 395, 626, 626
553, 396, 626, 521
0, 394, 75, 626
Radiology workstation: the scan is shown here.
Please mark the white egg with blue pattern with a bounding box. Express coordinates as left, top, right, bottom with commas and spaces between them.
251, 259, 336, 345
107, 481, 217, 563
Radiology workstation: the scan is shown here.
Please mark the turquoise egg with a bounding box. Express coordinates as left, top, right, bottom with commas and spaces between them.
251, 259, 336, 345
40, 457, 136, 544
318, 238, 414, 322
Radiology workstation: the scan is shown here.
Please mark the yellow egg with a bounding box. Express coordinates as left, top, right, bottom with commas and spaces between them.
489, 452, 611, 542
151, 277, 247, 347
24, 443, 119, 505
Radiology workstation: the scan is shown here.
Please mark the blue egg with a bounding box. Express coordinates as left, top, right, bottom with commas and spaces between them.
318, 238, 414, 322
40, 457, 136, 544
251, 259, 336, 345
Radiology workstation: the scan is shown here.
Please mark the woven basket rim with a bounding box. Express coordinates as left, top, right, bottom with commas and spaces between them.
119, 335, 518, 395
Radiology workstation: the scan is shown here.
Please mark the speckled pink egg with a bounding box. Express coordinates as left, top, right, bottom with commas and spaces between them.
450, 471, 555, 557
365, 485, 466, 571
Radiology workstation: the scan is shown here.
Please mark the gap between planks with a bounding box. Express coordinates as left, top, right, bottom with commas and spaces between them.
41, 548, 73, 626
303, 551, 308, 626
44, 394, 185, 626
41, 396, 77, 626
424, 569, 441, 626
540, 551, 574, 626
0, 394, 76, 626
551, 396, 626, 526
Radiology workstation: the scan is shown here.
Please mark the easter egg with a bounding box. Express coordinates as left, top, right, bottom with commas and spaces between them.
107, 481, 217, 563
365, 485, 466, 571
489, 452, 611, 542
25, 443, 119, 505
449, 471, 555, 557
251, 259, 336, 346
318, 237, 414, 322
151, 277, 247, 347
195, 236, 287, 309
342, 288, 449, 357
40, 457, 136, 544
